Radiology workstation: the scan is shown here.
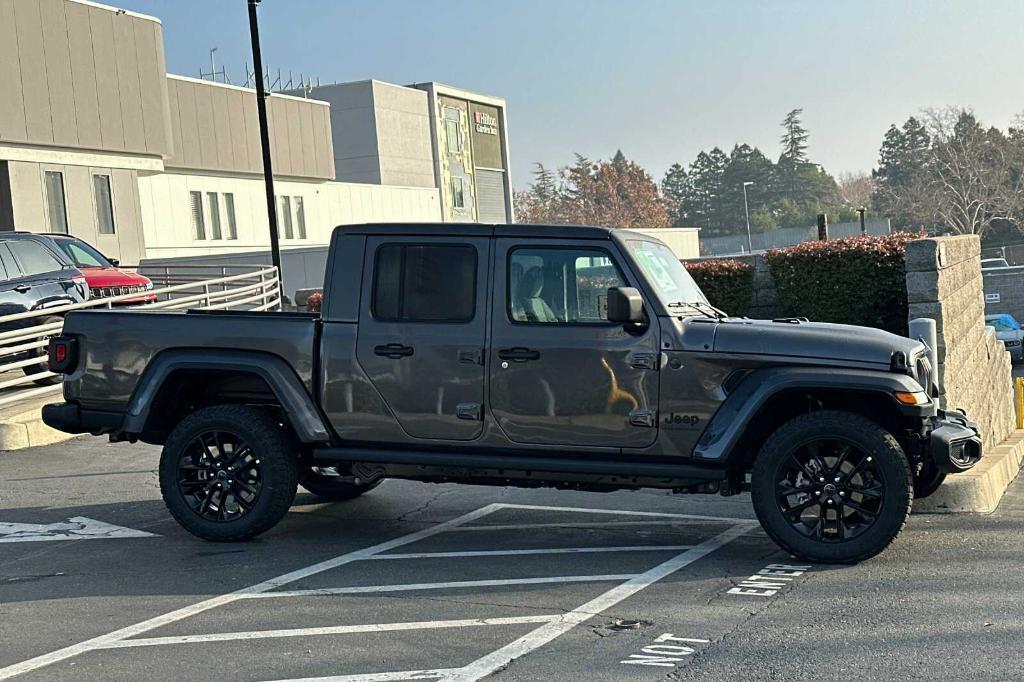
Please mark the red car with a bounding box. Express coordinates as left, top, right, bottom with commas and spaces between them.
40, 234, 157, 305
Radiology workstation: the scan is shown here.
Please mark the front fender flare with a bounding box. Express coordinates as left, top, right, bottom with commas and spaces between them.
692, 366, 929, 463
121, 349, 331, 443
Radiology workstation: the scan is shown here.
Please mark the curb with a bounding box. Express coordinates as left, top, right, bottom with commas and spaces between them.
0, 396, 73, 451
916, 430, 1024, 513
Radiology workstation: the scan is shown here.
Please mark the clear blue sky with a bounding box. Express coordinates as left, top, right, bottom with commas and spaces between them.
117, 0, 1024, 188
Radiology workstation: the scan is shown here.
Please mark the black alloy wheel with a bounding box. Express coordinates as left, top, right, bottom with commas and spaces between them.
177, 431, 263, 522
751, 410, 913, 564
159, 405, 299, 541
775, 438, 884, 543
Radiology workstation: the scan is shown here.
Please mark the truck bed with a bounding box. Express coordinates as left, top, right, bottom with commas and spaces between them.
61, 309, 318, 412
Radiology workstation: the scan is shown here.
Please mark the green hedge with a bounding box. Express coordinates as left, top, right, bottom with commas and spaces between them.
763, 233, 920, 334
684, 259, 754, 317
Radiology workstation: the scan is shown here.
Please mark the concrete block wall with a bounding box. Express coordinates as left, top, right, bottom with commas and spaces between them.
905, 235, 1015, 450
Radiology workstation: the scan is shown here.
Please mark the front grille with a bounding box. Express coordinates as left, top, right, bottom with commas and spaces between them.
92, 285, 143, 298
915, 355, 933, 395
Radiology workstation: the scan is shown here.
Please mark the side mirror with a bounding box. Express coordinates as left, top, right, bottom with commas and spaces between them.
607, 286, 644, 324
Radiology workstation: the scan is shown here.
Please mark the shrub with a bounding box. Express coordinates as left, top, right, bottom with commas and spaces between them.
763, 233, 920, 335
684, 259, 754, 317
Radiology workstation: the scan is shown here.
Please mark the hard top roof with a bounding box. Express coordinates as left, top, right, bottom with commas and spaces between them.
333, 223, 659, 240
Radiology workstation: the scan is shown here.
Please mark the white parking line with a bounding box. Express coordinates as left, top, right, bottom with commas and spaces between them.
370, 545, 692, 560
495, 503, 758, 524
244, 575, 638, 599
450, 521, 723, 532
0, 502, 753, 681
441, 523, 752, 681
97, 615, 563, 649
267, 670, 457, 682
0, 503, 505, 681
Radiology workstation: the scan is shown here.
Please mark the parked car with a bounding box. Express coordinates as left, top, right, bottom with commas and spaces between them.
985, 313, 1023, 361
981, 258, 1010, 270
43, 223, 982, 564
0, 232, 89, 385
36, 234, 156, 305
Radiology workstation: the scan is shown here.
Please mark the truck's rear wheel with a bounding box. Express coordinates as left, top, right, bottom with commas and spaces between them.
300, 467, 382, 501
751, 410, 913, 564
159, 405, 298, 541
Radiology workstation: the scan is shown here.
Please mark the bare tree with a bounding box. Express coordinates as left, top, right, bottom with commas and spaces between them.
919, 107, 1024, 236
836, 171, 876, 208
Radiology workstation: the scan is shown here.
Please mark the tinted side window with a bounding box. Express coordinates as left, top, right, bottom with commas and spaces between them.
509, 248, 626, 324
372, 244, 476, 322
10, 240, 65, 276
0, 244, 21, 280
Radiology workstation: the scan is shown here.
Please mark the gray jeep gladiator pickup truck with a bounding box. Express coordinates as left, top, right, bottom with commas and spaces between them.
42, 224, 981, 563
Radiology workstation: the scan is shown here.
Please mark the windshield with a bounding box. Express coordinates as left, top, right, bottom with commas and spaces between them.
54, 238, 111, 268
625, 239, 707, 307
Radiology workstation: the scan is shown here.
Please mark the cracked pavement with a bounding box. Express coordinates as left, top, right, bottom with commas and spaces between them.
2, 437, 1023, 681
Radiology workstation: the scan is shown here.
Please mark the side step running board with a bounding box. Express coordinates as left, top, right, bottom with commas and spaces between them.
311, 447, 720, 481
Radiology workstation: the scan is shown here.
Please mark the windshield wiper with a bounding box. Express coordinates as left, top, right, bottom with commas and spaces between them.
667, 300, 727, 320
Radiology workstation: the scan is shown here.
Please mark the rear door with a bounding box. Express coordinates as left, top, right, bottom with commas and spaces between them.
354, 235, 490, 441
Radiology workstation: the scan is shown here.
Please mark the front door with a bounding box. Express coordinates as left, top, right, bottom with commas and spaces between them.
488, 239, 660, 448
355, 235, 490, 441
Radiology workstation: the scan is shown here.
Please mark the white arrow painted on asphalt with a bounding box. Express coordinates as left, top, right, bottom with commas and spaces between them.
0, 516, 157, 543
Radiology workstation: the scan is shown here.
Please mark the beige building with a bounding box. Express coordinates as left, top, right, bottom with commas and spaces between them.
0, 0, 510, 268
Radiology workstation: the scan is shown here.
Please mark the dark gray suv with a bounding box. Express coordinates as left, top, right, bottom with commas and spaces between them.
43, 224, 981, 563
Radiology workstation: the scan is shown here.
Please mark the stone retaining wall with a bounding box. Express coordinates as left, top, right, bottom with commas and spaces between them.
905, 236, 1015, 450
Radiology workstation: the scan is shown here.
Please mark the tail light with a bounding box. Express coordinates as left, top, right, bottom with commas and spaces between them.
48, 336, 78, 374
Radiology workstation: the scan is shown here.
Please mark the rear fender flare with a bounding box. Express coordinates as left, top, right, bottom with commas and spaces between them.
693, 366, 928, 463
122, 349, 331, 443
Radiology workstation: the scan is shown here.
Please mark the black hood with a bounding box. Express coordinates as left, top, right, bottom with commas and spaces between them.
710, 318, 924, 367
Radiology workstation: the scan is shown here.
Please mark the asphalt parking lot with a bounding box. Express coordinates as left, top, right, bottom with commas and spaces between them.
2, 438, 1023, 681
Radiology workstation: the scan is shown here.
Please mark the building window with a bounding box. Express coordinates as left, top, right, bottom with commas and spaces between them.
224, 193, 238, 240
44, 171, 69, 234
294, 196, 306, 239
189, 191, 240, 241
372, 244, 477, 322
444, 107, 462, 153
207, 192, 222, 240
189, 191, 206, 240
274, 195, 306, 240
450, 177, 466, 209
278, 196, 293, 239
92, 174, 115, 235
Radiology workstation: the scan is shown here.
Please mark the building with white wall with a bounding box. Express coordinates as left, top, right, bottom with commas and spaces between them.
0, 0, 507, 269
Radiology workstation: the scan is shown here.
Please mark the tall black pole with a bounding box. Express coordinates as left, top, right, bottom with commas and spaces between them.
247, 0, 281, 278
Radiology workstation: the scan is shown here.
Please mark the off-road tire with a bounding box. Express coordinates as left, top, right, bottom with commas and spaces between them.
300, 467, 383, 501
159, 405, 299, 541
751, 410, 913, 564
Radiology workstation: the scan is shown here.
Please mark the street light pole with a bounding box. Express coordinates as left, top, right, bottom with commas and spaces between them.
742, 181, 754, 254
247, 0, 282, 280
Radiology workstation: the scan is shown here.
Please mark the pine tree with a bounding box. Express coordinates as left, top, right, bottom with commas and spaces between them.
661, 163, 690, 226
779, 108, 809, 165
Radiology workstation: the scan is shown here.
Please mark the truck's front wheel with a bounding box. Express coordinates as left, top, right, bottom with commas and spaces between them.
159, 405, 299, 541
750, 410, 913, 564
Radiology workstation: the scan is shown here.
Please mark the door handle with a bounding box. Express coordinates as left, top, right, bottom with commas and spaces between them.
497, 347, 540, 362
13, 285, 31, 293
374, 343, 414, 359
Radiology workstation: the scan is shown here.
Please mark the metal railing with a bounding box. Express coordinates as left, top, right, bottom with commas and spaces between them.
0, 265, 281, 411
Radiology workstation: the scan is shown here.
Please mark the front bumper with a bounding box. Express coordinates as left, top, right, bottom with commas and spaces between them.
929, 409, 982, 473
